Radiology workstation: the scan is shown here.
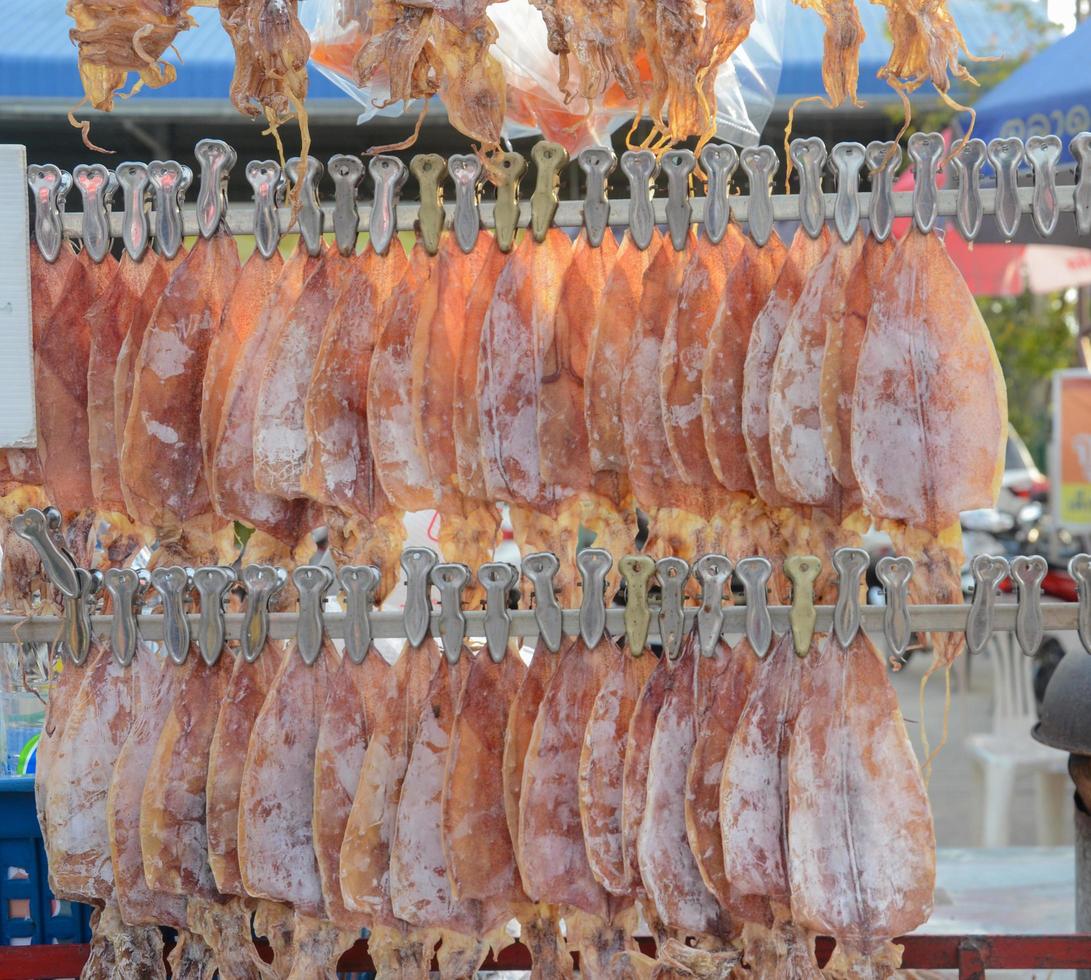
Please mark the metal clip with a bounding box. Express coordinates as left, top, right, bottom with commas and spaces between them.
876, 555, 914, 662
286, 156, 325, 256
59, 568, 101, 667
735, 556, 773, 657
479, 562, 518, 662
293, 565, 334, 665
73, 163, 117, 263
661, 149, 695, 250
783, 555, 820, 656
523, 552, 563, 652
531, 141, 568, 242
492, 151, 526, 254
693, 554, 732, 657
115, 162, 151, 261
448, 154, 483, 253
148, 160, 191, 259
829, 142, 865, 243
151, 566, 193, 665
655, 557, 689, 660
246, 160, 283, 259
577, 548, 612, 648
700, 143, 738, 245
1072, 133, 1091, 237
950, 138, 986, 240
739, 145, 778, 246
368, 154, 407, 257
790, 137, 827, 239
986, 137, 1025, 239
908, 132, 945, 234
618, 555, 655, 654
965, 554, 1009, 656
340, 565, 381, 664
401, 547, 438, 647
1025, 134, 1062, 237
578, 147, 615, 248
194, 138, 235, 239
865, 141, 901, 243
102, 568, 148, 667
1009, 554, 1047, 656
831, 547, 869, 647
329, 154, 365, 255
410, 154, 446, 256
431, 562, 470, 663
27, 164, 71, 263
193, 566, 237, 666
11, 507, 80, 598
1068, 553, 1091, 655
240, 564, 286, 662
619, 150, 659, 250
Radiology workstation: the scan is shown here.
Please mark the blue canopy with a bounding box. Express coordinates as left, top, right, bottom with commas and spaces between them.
969, 17, 1091, 158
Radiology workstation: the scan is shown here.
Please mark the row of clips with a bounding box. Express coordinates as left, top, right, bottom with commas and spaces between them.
12, 508, 1091, 669
28, 132, 1091, 268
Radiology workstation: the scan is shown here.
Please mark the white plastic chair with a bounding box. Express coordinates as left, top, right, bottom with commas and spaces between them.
964, 631, 1070, 847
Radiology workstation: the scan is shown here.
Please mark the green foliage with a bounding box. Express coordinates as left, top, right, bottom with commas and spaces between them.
979, 291, 1078, 466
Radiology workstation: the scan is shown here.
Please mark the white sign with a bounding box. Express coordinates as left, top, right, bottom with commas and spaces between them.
0, 145, 34, 448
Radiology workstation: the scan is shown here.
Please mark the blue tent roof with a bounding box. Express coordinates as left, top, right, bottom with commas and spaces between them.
0, 0, 1051, 108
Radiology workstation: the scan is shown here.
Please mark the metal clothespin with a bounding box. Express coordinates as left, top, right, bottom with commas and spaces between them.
578, 548, 613, 648
829, 141, 865, 243
410, 154, 446, 256
103, 568, 149, 667
739, 145, 778, 246
619, 150, 658, 250
876, 555, 914, 662
493, 151, 526, 254
523, 552, 563, 652
578, 147, 615, 248
530, 141, 568, 242
11, 507, 81, 598
59, 568, 101, 667
865, 140, 901, 243
790, 137, 827, 239
783, 555, 820, 656
151, 566, 194, 665
734, 556, 773, 657
950, 138, 986, 241
661, 149, 695, 250
329, 154, 365, 255
693, 554, 732, 657
148, 160, 192, 259
340, 565, 381, 664
965, 554, 1009, 656
432, 562, 470, 663
701, 143, 738, 245
73, 163, 117, 263
655, 557, 689, 661
116, 162, 151, 261
293, 564, 334, 665
1025, 135, 1062, 238
401, 547, 438, 647
1072, 132, 1091, 237
193, 566, 237, 666
1067, 553, 1091, 655
448, 154, 484, 253
286, 156, 325, 256
194, 138, 235, 239
479, 562, 518, 662
369, 155, 407, 256
987, 137, 1025, 240
27, 164, 71, 262
246, 160, 283, 259
239, 564, 286, 662
618, 555, 655, 654
908, 132, 945, 234
831, 547, 869, 647
1009, 554, 1047, 656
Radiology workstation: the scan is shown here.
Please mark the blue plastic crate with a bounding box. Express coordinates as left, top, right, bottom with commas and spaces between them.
0, 776, 92, 947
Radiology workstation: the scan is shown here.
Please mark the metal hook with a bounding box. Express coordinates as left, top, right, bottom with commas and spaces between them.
1068, 553, 1091, 655
286, 155, 325, 256
329, 154, 365, 256
11, 506, 80, 598
27, 164, 71, 263
790, 137, 827, 239
1009, 554, 1047, 656
293, 565, 334, 665
965, 554, 1009, 656
618, 555, 655, 654
619, 150, 659, 250
865, 140, 901, 243
986, 137, 1025, 240
831, 547, 869, 647
783, 555, 820, 656
59, 568, 101, 667
401, 547, 438, 647
448, 154, 484, 253
578, 548, 613, 648
739, 145, 778, 246
578, 147, 616, 248
151, 566, 193, 665
493, 151, 527, 254
410, 154, 446, 256
655, 557, 689, 661
340, 565, 381, 664
246, 160, 283, 259
148, 160, 190, 259
523, 552, 563, 652
479, 562, 518, 662
700, 143, 738, 245
693, 554, 732, 657
115, 162, 151, 261
239, 564, 286, 663
73, 163, 117, 263
103, 568, 147, 667
907, 132, 945, 234
829, 142, 866, 243
1025, 134, 1062, 237
194, 138, 235, 239
661, 149, 695, 250
876, 555, 914, 662
193, 566, 237, 666
950, 138, 987, 241
531, 141, 568, 242
431, 562, 470, 663
734, 556, 773, 657
1072, 133, 1091, 237
368, 155, 408, 257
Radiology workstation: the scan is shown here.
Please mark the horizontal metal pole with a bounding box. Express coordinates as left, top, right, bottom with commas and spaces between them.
0, 601, 1080, 646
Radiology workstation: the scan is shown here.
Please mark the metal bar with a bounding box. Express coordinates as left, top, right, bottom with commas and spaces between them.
58, 184, 1074, 239
958, 939, 988, 980
0, 601, 1082, 645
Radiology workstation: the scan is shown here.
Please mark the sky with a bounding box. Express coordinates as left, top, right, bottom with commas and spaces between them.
1046, 0, 1079, 30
